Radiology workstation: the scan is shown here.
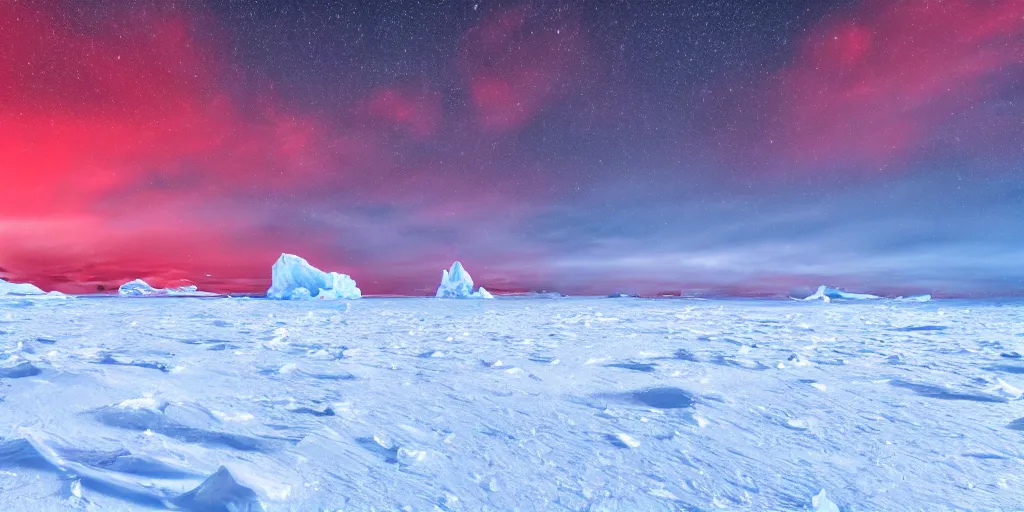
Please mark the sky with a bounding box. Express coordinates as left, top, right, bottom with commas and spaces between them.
0, 0, 1022, 297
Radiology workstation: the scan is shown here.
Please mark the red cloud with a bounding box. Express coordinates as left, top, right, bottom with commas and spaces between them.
0, 3, 360, 292
459, 5, 585, 133
0, 3, 348, 211
711, 0, 1024, 174
363, 87, 442, 139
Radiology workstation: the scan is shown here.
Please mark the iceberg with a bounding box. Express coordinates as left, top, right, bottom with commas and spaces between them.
118, 279, 217, 297
801, 285, 881, 302
0, 278, 46, 296
436, 262, 493, 299
896, 294, 932, 302
266, 253, 361, 300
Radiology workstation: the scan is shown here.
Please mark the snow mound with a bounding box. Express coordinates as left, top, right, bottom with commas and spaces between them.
435, 262, 493, 299
0, 278, 45, 296
801, 285, 881, 302
266, 253, 361, 300
117, 279, 216, 297
896, 294, 932, 302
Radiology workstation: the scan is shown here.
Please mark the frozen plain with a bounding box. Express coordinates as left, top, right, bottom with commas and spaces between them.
1, 297, 1023, 511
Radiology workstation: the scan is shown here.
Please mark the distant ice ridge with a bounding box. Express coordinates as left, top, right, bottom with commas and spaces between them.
0, 278, 65, 298
266, 253, 361, 300
800, 285, 931, 303
117, 279, 217, 297
0, 278, 45, 296
802, 285, 881, 302
436, 261, 493, 299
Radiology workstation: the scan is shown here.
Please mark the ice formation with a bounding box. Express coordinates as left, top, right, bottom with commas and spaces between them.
266, 253, 361, 300
173, 466, 266, 511
801, 285, 881, 302
435, 261, 493, 298
812, 489, 841, 512
0, 278, 45, 296
801, 285, 933, 303
117, 279, 216, 297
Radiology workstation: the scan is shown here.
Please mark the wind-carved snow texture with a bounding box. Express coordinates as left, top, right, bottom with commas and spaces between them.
266, 253, 361, 300
436, 261, 493, 298
1, 297, 1023, 510
118, 279, 217, 298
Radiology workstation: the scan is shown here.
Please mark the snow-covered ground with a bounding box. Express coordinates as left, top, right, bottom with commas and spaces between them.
1, 297, 1023, 511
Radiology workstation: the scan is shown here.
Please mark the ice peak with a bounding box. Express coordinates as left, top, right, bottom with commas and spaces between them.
436, 261, 493, 299
173, 466, 266, 512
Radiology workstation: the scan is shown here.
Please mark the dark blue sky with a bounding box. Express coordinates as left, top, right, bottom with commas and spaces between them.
0, 0, 1021, 296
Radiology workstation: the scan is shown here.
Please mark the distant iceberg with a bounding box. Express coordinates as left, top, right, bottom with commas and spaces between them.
801, 285, 881, 302
266, 253, 361, 300
118, 279, 217, 297
800, 285, 933, 303
0, 278, 65, 299
436, 262, 493, 299
0, 278, 46, 296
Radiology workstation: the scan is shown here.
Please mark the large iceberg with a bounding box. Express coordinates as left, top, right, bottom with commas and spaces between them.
801, 285, 881, 302
0, 278, 46, 296
118, 279, 217, 297
436, 262, 493, 299
266, 253, 361, 300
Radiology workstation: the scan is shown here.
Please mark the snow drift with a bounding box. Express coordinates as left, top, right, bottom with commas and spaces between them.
436, 262, 493, 299
266, 253, 361, 300
118, 279, 216, 298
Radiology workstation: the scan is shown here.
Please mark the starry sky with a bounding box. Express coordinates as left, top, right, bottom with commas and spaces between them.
1, 0, 1022, 296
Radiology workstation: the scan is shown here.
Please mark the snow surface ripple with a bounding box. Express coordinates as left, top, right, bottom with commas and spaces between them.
0, 298, 1022, 510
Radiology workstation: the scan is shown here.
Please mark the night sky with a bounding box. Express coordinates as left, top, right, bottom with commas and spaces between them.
1, 0, 1022, 296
